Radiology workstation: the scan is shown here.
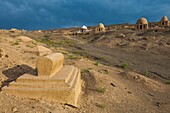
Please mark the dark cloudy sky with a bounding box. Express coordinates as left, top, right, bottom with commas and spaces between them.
0, 0, 170, 30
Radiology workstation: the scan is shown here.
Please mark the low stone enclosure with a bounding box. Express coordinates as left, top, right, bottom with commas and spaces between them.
2, 53, 82, 106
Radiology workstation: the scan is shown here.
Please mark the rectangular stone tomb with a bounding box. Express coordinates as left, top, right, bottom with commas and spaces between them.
2, 53, 82, 106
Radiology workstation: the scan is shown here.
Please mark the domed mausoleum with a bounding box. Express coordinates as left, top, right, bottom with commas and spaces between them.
158, 16, 169, 27
135, 18, 148, 31
95, 23, 106, 33
80, 25, 88, 33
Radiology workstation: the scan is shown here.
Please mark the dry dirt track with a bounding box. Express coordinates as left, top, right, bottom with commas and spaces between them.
65, 36, 170, 82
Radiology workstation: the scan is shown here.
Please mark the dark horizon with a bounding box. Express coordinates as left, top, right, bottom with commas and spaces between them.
0, 0, 170, 30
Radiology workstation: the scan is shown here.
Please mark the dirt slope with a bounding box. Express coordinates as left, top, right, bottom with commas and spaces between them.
0, 31, 170, 113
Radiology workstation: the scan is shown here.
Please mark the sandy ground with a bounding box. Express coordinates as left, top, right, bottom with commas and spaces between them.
0, 30, 170, 113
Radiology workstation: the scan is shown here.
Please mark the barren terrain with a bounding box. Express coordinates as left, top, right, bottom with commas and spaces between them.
0, 26, 170, 113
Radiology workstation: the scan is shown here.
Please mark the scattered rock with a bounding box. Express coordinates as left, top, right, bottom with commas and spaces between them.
98, 69, 109, 74
11, 107, 17, 112
5, 55, 9, 58
149, 93, 154, 97
0, 48, 5, 58
111, 83, 116, 87
124, 26, 129, 29
119, 34, 126, 38
156, 102, 161, 107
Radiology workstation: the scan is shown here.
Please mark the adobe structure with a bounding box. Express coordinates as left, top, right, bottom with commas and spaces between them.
95, 23, 106, 33
2, 53, 82, 106
80, 25, 89, 33
135, 17, 149, 31
158, 16, 169, 27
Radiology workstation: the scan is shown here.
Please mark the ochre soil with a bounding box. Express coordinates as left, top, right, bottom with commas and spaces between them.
0, 28, 170, 113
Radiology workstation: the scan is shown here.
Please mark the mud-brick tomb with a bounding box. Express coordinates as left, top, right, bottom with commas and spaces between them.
2, 53, 82, 106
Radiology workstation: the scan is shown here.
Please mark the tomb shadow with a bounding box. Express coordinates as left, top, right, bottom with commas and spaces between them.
0, 64, 37, 91
81, 70, 96, 93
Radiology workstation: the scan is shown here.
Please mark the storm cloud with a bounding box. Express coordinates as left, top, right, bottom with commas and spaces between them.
0, 0, 170, 30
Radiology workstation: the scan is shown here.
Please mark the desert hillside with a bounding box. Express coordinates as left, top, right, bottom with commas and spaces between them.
0, 26, 170, 113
